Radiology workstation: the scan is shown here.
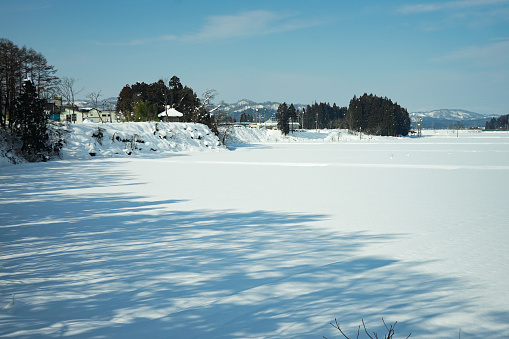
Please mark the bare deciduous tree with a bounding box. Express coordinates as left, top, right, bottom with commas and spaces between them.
86, 90, 103, 122
57, 77, 84, 118
86, 90, 101, 109
324, 318, 411, 339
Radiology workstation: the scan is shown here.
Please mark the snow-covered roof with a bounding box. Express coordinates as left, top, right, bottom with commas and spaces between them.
158, 106, 183, 118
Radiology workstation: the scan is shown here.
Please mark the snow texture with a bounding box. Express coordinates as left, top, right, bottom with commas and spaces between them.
1, 125, 508, 338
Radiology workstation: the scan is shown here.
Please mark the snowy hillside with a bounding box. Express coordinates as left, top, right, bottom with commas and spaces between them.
410, 109, 489, 121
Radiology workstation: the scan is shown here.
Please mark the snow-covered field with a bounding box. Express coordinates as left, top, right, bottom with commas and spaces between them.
1, 125, 508, 338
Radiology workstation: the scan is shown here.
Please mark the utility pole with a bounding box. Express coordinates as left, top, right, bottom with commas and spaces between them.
315, 111, 318, 133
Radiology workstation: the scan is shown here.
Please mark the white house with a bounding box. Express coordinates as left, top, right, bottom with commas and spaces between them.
82, 108, 118, 123
60, 108, 118, 123
61, 108, 83, 123
158, 106, 183, 122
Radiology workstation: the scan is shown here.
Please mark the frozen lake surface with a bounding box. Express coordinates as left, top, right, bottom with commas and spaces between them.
1, 129, 508, 338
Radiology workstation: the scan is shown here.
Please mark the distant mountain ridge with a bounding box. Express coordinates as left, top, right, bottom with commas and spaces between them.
409, 109, 491, 121
76, 98, 494, 129
409, 109, 494, 129
224, 99, 282, 113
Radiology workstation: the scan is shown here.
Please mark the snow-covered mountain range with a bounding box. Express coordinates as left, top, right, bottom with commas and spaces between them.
409, 109, 494, 129
223, 99, 282, 113
409, 109, 491, 121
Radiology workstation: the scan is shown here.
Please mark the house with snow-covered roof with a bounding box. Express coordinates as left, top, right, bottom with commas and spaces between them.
158, 106, 183, 122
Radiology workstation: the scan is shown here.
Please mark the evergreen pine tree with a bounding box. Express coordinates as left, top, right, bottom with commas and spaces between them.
169, 76, 184, 112
276, 102, 289, 135
288, 103, 297, 133
12, 80, 50, 161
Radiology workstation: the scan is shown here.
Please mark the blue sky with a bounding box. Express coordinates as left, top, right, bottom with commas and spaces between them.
2, 0, 508, 114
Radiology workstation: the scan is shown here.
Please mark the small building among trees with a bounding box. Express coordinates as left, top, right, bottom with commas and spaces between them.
158, 106, 183, 122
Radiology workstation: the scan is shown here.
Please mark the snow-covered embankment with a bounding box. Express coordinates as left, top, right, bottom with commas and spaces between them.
1, 123, 366, 165
59, 121, 224, 159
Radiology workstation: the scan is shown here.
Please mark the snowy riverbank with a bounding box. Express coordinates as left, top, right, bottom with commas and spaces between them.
1, 122, 372, 165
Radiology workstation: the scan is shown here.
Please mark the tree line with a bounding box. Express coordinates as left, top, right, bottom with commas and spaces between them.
302, 102, 347, 130
276, 94, 411, 136
485, 114, 509, 130
0, 38, 61, 162
239, 112, 254, 123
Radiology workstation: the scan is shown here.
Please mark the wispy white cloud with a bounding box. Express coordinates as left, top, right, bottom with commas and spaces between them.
398, 0, 508, 14
182, 10, 322, 42
96, 10, 324, 46
435, 38, 509, 67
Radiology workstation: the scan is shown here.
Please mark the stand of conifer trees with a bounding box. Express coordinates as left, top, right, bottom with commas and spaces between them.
346, 93, 411, 136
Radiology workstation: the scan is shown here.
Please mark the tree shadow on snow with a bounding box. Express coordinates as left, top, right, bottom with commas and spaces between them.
225, 143, 274, 151
0, 161, 504, 338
